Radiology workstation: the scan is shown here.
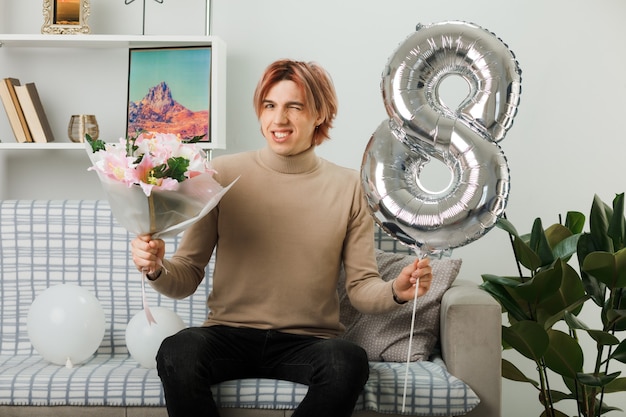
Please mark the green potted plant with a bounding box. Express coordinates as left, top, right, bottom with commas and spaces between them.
480, 193, 626, 417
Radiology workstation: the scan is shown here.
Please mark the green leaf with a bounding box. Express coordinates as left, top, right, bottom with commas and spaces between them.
595, 403, 623, 415
502, 321, 549, 362
598, 403, 623, 415
542, 296, 589, 331
615, 248, 626, 288
581, 251, 613, 288
577, 234, 607, 306
551, 233, 581, 263
480, 279, 530, 322
536, 262, 587, 326
576, 371, 620, 388
501, 358, 539, 386
481, 274, 521, 288
606, 308, 626, 331
496, 217, 520, 237
545, 223, 573, 249
182, 134, 207, 143
610, 339, 626, 364
514, 262, 562, 304
586, 329, 620, 346
604, 376, 626, 393
608, 193, 625, 250
151, 156, 190, 182
513, 237, 543, 272
563, 310, 590, 330
565, 211, 585, 235
543, 329, 583, 378
85, 133, 106, 153
530, 218, 555, 267
543, 390, 573, 403
560, 376, 577, 398
539, 409, 569, 417
589, 194, 613, 252
496, 218, 544, 271
583, 250, 626, 289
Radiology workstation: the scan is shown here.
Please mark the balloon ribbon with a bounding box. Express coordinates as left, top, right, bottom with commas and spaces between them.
401, 277, 419, 412
141, 270, 158, 325
142, 193, 158, 325
401, 249, 427, 413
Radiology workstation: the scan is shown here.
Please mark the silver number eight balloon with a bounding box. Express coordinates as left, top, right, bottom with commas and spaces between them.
361, 21, 522, 256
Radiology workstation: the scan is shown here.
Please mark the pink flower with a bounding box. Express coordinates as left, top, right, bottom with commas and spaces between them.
87, 131, 214, 197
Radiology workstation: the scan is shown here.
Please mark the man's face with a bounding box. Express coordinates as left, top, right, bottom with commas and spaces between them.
259, 80, 322, 156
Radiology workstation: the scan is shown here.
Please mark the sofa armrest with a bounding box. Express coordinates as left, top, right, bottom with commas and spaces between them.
440, 279, 502, 417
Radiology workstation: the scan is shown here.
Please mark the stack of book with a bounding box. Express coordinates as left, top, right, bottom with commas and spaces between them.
0, 77, 55, 143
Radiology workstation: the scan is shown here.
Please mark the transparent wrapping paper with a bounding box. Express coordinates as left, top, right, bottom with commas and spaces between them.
95, 166, 233, 239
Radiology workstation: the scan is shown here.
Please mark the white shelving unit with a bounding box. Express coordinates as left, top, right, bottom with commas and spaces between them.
0, 142, 84, 150
0, 33, 220, 48
0, 33, 226, 150
0, 34, 226, 198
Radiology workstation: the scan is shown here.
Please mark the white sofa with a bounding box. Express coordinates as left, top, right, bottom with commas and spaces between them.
0, 200, 502, 417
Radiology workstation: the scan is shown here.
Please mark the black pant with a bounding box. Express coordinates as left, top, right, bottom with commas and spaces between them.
156, 325, 369, 417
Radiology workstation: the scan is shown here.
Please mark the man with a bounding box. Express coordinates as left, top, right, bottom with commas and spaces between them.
131, 59, 432, 417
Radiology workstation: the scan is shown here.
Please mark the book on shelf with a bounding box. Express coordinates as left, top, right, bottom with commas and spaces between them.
0, 77, 34, 143
14, 82, 55, 143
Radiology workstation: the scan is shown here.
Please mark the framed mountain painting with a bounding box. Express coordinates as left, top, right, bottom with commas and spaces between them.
127, 46, 212, 142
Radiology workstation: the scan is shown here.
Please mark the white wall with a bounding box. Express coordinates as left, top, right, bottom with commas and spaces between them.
2, 1, 626, 415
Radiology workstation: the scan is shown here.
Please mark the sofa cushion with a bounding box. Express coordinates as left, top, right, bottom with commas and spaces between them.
339, 250, 462, 362
213, 357, 479, 415
0, 352, 478, 415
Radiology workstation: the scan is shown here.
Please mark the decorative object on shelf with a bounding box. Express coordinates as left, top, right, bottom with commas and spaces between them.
127, 46, 212, 143
68, 114, 98, 143
124, 0, 212, 36
0, 77, 33, 143
14, 83, 55, 143
125, 0, 163, 4
125, 0, 164, 36
42, 0, 91, 35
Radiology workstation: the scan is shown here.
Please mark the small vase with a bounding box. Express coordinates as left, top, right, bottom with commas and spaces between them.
68, 114, 99, 143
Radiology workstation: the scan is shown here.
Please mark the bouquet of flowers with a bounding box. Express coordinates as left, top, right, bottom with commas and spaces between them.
85, 132, 235, 323
86, 132, 234, 238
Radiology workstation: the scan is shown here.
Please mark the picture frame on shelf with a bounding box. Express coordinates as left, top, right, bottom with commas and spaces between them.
42, 0, 91, 35
127, 46, 213, 143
